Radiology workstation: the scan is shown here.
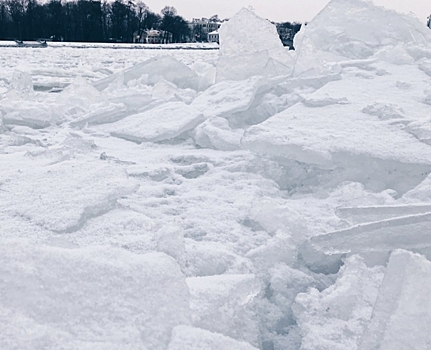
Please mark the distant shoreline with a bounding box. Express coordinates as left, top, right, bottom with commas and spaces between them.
0, 41, 220, 50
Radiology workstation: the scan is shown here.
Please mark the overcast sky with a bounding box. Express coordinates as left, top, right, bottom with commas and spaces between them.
143, 0, 430, 23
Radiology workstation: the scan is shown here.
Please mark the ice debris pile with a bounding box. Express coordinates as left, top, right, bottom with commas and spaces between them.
1, 0, 431, 349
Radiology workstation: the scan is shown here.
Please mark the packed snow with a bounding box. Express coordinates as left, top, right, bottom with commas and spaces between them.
1, 1, 431, 349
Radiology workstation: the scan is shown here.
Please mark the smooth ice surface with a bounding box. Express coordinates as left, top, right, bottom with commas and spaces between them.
167, 326, 259, 350
359, 250, 431, 350
0, 241, 190, 350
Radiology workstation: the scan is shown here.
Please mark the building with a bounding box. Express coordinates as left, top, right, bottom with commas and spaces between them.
207, 30, 219, 43
133, 29, 173, 44
189, 18, 222, 42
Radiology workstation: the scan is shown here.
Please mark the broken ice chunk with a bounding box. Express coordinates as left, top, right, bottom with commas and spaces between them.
67, 208, 156, 254
303, 94, 349, 108
361, 102, 406, 121
294, 0, 430, 60
93, 55, 199, 91
184, 239, 252, 277
0, 117, 5, 133
190, 61, 217, 91
300, 212, 431, 273
219, 8, 291, 63
0, 157, 138, 232
293, 255, 384, 350
191, 77, 263, 119
9, 70, 33, 97
405, 117, 431, 146
241, 101, 431, 193
336, 204, 431, 225
192, 117, 243, 151
242, 102, 431, 168
70, 102, 132, 127
3, 108, 53, 129
403, 173, 431, 202
217, 8, 293, 81
108, 92, 154, 112
359, 250, 431, 350
151, 80, 196, 104
167, 326, 258, 350
216, 51, 291, 82
0, 241, 191, 350
187, 274, 260, 346
375, 44, 416, 65
292, 26, 343, 78
56, 76, 102, 109
418, 61, 431, 77
155, 225, 185, 266
101, 101, 204, 143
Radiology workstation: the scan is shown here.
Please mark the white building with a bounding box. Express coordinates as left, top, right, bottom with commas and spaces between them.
189, 18, 222, 41
207, 30, 219, 43
133, 29, 173, 44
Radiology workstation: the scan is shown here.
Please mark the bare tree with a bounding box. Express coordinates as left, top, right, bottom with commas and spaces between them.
161, 5, 176, 17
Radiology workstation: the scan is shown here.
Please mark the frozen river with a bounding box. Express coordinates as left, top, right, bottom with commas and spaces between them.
2, 2, 431, 349
0, 45, 219, 92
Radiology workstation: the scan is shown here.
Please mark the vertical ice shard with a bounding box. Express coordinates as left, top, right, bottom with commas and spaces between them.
216, 8, 293, 81
10, 70, 34, 96
359, 250, 431, 350
167, 326, 259, 350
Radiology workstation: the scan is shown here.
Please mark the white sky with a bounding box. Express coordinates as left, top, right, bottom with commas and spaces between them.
143, 0, 431, 23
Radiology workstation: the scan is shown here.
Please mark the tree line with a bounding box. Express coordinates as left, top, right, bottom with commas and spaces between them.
276, 21, 302, 49
0, 0, 190, 42
0, 0, 303, 45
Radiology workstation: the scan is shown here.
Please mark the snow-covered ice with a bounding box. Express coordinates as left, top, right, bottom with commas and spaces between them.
2, 0, 431, 349
0, 242, 190, 350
